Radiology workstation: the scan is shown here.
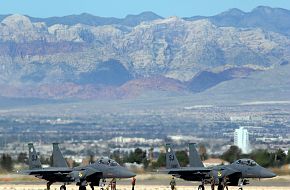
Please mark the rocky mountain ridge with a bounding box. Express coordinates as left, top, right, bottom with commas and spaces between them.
0, 6, 289, 100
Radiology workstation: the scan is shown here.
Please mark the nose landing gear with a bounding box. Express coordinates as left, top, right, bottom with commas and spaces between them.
197, 179, 205, 190
60, 185, 66, 190
79, 186, 86, 190
47, 181, 54, 190
198, 184, 205, 190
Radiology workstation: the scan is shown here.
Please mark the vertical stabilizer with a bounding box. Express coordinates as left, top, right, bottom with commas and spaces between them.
28, 143, 42, 170
52, 143, 68, 168
165, 143, 180, 169
189, 143, 204, 167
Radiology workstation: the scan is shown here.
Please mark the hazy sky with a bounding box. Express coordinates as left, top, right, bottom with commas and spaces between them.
1, 0, 290, 18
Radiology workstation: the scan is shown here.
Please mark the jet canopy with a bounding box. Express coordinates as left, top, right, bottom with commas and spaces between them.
235, 159, 257, 167
97, 157, 119, 166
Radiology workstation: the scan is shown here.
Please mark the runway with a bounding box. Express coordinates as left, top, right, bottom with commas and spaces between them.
1, 174, 290, 190
0, 184, 290, 190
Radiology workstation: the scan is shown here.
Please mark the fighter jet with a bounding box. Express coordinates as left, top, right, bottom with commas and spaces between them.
163, 143, 276, 190
160, 144, 212, 187
188, 143, 276, 190
18, 143, 136, 190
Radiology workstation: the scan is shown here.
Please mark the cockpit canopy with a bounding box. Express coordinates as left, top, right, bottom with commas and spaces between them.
235, 159, 258, 167
97, 157, 119, 166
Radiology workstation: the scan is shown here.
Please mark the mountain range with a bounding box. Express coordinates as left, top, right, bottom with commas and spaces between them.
0, 6, 290, 102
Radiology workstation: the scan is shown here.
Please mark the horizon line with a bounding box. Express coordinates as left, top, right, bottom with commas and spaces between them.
0, 5, 288, 20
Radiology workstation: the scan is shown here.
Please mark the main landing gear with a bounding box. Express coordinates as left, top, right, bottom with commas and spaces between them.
79, 186, 86, 190
60, 185, 66, 190
78, 183, 95, 190
197, 179, 205, 190
89, 183, 94, 190
238, 178, 250, 190
217, 184, 229, 190
217, 184, 223, 190
47, 181, 53, 190
99, 179, 106, 190
46, 182, 67, 190
198, 184, 205, 190
238, 179, 243, 190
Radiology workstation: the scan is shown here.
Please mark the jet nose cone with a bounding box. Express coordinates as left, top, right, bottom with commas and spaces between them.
261, 169, 277, 178
126, 170, 136, 178
120, 168, 136, 178
267, 171, 277, 178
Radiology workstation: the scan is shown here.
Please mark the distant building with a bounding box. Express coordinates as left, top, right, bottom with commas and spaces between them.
234, 127, 251, 154
203, 158, 229, 167
230, 116, 250, 122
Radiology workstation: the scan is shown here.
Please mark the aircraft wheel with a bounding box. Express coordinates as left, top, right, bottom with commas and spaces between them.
79, 186, 86, 190
47, 181, 53, 190
238, 188, 243, 190
217, 184, 224, 190
60, 185, 66, 190
198, 185, 205, 190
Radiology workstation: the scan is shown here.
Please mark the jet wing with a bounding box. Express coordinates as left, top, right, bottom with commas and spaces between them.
159, 167, 211, 174
19, 166, 103, 183
18, 167, 75, 182
159, 167, 212, 181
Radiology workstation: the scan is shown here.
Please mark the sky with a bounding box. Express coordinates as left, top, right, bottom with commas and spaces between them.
1, 0, 290, 18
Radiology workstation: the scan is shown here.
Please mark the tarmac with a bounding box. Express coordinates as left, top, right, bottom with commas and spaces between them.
0, 185, 289, 190
0, 174, 290, 190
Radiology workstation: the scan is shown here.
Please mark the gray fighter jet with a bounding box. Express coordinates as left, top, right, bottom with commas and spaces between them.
160, 144, 212, 186
18, 143, 135, 190
189, 143, 276, 190
163, 143, 276, 190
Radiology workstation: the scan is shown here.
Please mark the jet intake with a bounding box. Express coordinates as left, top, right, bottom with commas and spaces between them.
69, 167, 99, 182
69, 171, 86, 182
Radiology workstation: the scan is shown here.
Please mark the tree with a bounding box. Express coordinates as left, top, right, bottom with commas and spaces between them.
110, 150, 123, 165
274, 149, 286, 167
176, 150, 188, 167
17, 152, 27, 164
199, 144, 208, 161
124, 148, 147, 164
40, 155, 51, 166
134, 148, 146, 164
286, 150, 290, 164
221, 146, 241, 163
142, 157, 150, 169
250, 149, 273, 167
0, 154, 13, 172
156, 152, 166, 167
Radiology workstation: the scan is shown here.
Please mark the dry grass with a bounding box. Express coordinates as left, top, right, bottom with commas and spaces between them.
0, 175, 38, 182
271, 168, 290, 176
